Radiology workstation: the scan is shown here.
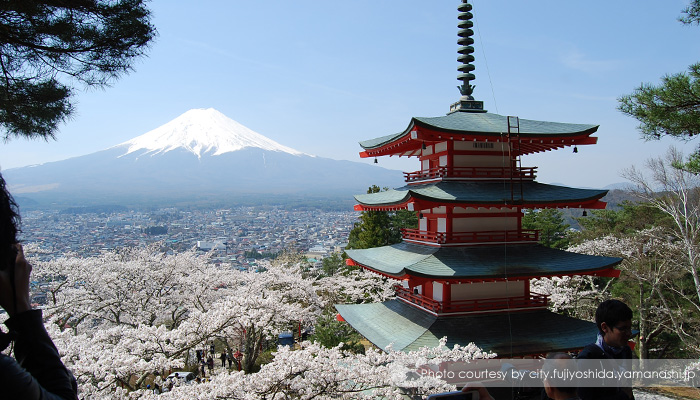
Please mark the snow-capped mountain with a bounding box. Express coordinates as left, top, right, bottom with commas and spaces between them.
119, 108, 304, 158
3, 109, 401, 207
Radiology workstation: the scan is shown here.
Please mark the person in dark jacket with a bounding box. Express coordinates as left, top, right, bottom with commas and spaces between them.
0, 173, 78, 399
577, 299, 634, 400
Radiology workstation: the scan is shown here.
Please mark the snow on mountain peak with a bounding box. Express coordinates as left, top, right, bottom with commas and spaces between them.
118, 108, 304, 158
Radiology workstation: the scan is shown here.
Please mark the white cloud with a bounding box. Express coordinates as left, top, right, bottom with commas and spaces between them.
561, 50, 622, 74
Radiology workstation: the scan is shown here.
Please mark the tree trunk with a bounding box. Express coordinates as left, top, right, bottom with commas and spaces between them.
242, 325, 264, 373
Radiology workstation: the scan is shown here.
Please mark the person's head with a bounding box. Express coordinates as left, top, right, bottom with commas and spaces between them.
595, 299, 633, 347
542, 352, 577, 399
0, 172, 21, 268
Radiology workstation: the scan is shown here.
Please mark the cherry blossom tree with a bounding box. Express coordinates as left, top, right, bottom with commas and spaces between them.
30, 245, 233, 394
26, 245, 493, 398
176, 259, 322, 373
568, 228, 698, 357
623, 147, 700, 309
131, 338, 495, 400
530, 275, 608, 321
314, 265, 396, 308
29, 245, 322, 392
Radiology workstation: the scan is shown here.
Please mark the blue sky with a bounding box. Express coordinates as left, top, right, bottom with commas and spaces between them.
1, 0, 698, 188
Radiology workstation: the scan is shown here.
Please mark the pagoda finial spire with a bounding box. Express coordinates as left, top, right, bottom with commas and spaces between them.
449, 0, 485, 113
457, 0, 476, 99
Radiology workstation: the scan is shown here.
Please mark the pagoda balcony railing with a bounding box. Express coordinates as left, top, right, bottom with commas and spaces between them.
401, 229, 539, 244
395, 286, 548, 314
404, 166, 537, 182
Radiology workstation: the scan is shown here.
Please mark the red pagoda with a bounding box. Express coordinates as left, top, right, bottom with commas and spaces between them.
336, 0, 622, 357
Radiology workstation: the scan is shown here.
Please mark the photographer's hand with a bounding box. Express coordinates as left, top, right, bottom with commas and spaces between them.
0, 244, 32, 317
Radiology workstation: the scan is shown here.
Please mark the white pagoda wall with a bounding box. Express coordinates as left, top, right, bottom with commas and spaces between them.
451, 281, 524, 300
453, 142, 509, 151
452, 217, 516, 232
452, 142, 509, 168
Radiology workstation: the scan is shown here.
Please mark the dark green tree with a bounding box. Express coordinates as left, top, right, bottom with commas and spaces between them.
144, 225, 167, 235
573, 202, 672, 243
391, 208, 419, 243
680, 0, 700, 24
309, 311, 365, 354
346, 185, 418, 249
0, 0, 156, 140
617, 1, 700, 171
320, 253, 344, 277
522, 208, 570, 249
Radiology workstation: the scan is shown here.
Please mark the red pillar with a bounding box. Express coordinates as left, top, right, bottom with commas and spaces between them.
443, 282, 452, 312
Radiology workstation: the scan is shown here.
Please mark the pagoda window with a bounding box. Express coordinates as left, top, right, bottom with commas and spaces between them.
432, 282, 444, 302
437, 218, 447, 233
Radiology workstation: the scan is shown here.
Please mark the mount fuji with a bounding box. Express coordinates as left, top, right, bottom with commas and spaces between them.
3, 108, 401, 207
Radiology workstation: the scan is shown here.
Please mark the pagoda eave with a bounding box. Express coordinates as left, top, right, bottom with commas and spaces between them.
350, 259, 621, 282
335, 300, 599, 356
344, 243, 623, 280
354, 198, 608, 212
358, 114, 600, 158
359, 132, 598, 159
354, 181, 608, 211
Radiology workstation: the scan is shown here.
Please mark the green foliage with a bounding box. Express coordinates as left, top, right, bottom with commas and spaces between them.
618, 63, 700, 143
571, 201, 700, 357
573, 202, 672, 243
607, 246, 696, 358
522, 209, 570, 249
680, 0, 700, 24
0, 0, 156, 140
244, 250, 280, 259
392, 209, 419, 239
671, 151, 700, 174
618, 2, 700, 164
320, 253, 344, 277
309, 311, 365, 354
346, 185, 418, 250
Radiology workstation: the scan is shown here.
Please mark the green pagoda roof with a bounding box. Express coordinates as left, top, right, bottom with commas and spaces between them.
345, 243, 621, 279
336, 299, 598, 355
354, 181, 607, 209
359, 112, 598, 151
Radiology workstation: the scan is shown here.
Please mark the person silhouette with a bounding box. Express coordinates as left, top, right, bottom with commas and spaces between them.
0, 172, 78, 399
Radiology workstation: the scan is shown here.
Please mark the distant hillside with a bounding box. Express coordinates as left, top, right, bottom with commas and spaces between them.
561, 189, 641, 230
601, 189, 640, 209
